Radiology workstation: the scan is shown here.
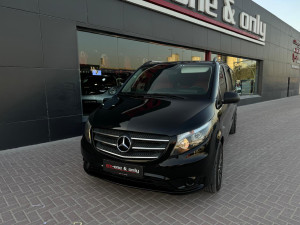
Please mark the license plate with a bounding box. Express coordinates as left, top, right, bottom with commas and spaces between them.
103, 160, 143, 178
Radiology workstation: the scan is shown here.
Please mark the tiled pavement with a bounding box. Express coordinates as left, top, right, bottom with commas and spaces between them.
1, 96, 300, 225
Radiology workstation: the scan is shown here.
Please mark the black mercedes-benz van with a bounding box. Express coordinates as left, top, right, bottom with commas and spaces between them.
81, 60, 240, 193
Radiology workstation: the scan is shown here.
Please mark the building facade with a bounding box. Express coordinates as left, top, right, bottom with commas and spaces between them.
0, 0, 299, 150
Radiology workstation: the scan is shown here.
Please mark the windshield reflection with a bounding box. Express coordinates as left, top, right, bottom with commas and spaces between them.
121, 64, 212, 97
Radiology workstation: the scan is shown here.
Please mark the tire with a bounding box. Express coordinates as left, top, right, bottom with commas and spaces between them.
229, 111, 237, 134
83, 160, 94, 176
204, 142, 223, 193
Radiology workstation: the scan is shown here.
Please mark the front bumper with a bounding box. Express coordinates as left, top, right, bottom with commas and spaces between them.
81, 137, 211, 193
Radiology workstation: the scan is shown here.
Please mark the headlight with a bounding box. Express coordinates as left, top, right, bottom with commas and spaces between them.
171, 121, 213, 156
84, 120, 92, 143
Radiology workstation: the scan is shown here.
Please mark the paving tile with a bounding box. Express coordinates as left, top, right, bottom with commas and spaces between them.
1, 96, 300, 224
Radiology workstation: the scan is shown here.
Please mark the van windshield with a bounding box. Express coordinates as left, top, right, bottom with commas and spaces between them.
121, 64, 212, 97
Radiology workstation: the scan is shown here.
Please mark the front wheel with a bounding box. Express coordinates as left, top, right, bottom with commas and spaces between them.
83, 160, 94, 176
204, 142, 223, 193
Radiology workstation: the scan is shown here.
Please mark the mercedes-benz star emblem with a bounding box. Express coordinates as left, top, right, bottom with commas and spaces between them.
117, 136, 132, 153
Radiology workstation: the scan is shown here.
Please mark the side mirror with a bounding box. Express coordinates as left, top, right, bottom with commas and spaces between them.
223, 92, 240, 104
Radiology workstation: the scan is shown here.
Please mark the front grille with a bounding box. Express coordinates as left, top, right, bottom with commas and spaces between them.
92, 128, 170, 160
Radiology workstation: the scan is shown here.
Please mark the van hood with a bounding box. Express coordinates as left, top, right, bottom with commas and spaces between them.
90, 95, 214, 136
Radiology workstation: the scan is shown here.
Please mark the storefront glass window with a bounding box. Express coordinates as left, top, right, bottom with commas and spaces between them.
78, 32, 118, 69
211, 53, 258, 95
77, 31, 205, 114
118, 38, 149, 70
148, 44, 172, 62
191, 51, 205, 61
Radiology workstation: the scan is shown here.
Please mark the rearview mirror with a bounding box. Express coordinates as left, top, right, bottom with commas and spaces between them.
223, 92, 240, 104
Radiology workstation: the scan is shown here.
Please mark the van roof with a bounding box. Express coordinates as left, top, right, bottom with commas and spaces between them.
142, 60, 217, 66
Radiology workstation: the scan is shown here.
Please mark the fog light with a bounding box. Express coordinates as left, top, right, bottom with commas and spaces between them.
186, 177, 196, 187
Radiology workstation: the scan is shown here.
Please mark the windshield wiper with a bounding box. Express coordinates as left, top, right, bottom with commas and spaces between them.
144, 93, 185, 99
119, 92, 144, 97
119, 92, 185, 99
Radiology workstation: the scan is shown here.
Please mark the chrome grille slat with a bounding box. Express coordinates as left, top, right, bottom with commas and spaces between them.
96, 147, 159, 159
94, 138, 117, 147
131, 137, 169, 142
132, 147, 165, 150
95, 142, 161, 158
93, 131, 118, 138
92, 128, 170, 160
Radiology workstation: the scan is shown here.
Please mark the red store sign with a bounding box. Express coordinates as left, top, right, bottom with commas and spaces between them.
293, 39, 300, 46
292, 40, 300, 68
